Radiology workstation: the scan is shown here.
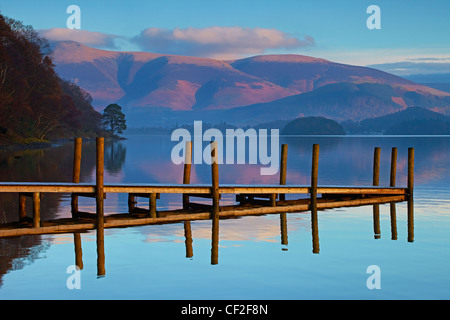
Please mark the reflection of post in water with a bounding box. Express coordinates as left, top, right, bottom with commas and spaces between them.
184, 221, 193, 258
210, 141, 220, 265
390, 147, 398, 240
372, 205, 381, 239
408, 196, 414, 243
408, 148, 415, 243
311, 144, 320, 254
390, 203, 398, 240
73, 233, 83, 269
372, 147, 381, 239
280, 213, 288, 250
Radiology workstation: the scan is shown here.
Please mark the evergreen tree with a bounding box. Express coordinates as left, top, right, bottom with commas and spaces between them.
102, 104, 127, 136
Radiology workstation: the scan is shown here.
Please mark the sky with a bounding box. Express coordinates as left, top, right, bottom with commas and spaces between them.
1, 0, 449, 76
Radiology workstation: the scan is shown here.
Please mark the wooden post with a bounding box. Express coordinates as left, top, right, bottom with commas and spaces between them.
128, 194, 136, 213
210, 140, 219, 265
279, 144, 288, 248
371, 147, 381, 239
408, 148, 414, 196
74, 233, 84, 269
149, 193, 157, 218
71, 138, 82, 214
389, 147, 398, 240
390, 147, 397, 187
373, 147, 380, 187
96, 137, 105, 276
183, 141, 192, 210
279, 144, 288, 201
311, 144, 320, 254
269, 194, 277, 207
19, 194, 27, 221
32, 192, 40, 228
407, 147, 415, 242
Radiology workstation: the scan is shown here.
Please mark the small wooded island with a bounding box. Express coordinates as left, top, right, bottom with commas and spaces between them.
281, 117, 346, 135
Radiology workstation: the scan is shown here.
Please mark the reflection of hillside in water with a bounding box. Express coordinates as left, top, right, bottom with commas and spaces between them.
129, 135, 450, 187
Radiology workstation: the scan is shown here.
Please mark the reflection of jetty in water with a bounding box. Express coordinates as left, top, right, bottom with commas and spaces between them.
0, 138, 415, 276
70, 198, 414, 274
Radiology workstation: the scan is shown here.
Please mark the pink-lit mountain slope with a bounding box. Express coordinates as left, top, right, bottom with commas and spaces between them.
51, 41, 449, 115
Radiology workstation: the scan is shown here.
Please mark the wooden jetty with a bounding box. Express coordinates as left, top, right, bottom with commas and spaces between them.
0, 138, 415, 272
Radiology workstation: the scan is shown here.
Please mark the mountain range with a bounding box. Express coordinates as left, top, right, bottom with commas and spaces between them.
51, 41, 450, 127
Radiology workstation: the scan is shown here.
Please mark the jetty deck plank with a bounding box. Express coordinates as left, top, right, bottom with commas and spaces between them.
0, 182, 407, 195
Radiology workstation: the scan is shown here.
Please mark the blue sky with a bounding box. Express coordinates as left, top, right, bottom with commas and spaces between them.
1, 0, 449, 74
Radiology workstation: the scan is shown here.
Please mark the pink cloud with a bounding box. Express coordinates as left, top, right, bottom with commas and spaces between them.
133, 26, 315, 59
38, 28, 120, 49
39, 26, 315, 59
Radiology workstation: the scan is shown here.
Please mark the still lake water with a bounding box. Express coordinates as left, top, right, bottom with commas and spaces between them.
0, 134, 449, 299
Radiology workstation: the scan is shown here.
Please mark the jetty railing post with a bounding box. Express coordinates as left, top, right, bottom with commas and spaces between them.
279, 144, 288, 201
408, 148, 415, 196
279, 144, 288, 247
32, 192, 40, 228
311, 144, 320, 254
71, 138, 82, 214
372, 147, 381, 239
210, 140, 219, 265
149, 194, 157, 218
407, 147, 415, 242
373, 147, 380, 186
183, 141, 193, 210
390, 147, 397, 187
96, 137, 106, 276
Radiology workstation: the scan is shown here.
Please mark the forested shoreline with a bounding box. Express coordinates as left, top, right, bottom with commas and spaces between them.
0, 13, 102, 146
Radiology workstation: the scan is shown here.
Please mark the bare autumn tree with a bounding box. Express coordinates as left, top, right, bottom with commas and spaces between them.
0, 13, 101, 142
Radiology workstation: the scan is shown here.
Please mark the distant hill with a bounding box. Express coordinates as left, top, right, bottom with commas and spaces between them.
222, 82, 450, 126
403, 73, 450, 94
385, 119, 450, 135
359, 107, 450, 133
281, 117, 345, 135
50, 41, 450, 128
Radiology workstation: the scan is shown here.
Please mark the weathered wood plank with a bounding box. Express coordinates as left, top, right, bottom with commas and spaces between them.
0, 182, 406, 195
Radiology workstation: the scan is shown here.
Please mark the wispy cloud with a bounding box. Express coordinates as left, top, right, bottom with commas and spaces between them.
368, 60, 450, 76
131, 26, 314, 59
